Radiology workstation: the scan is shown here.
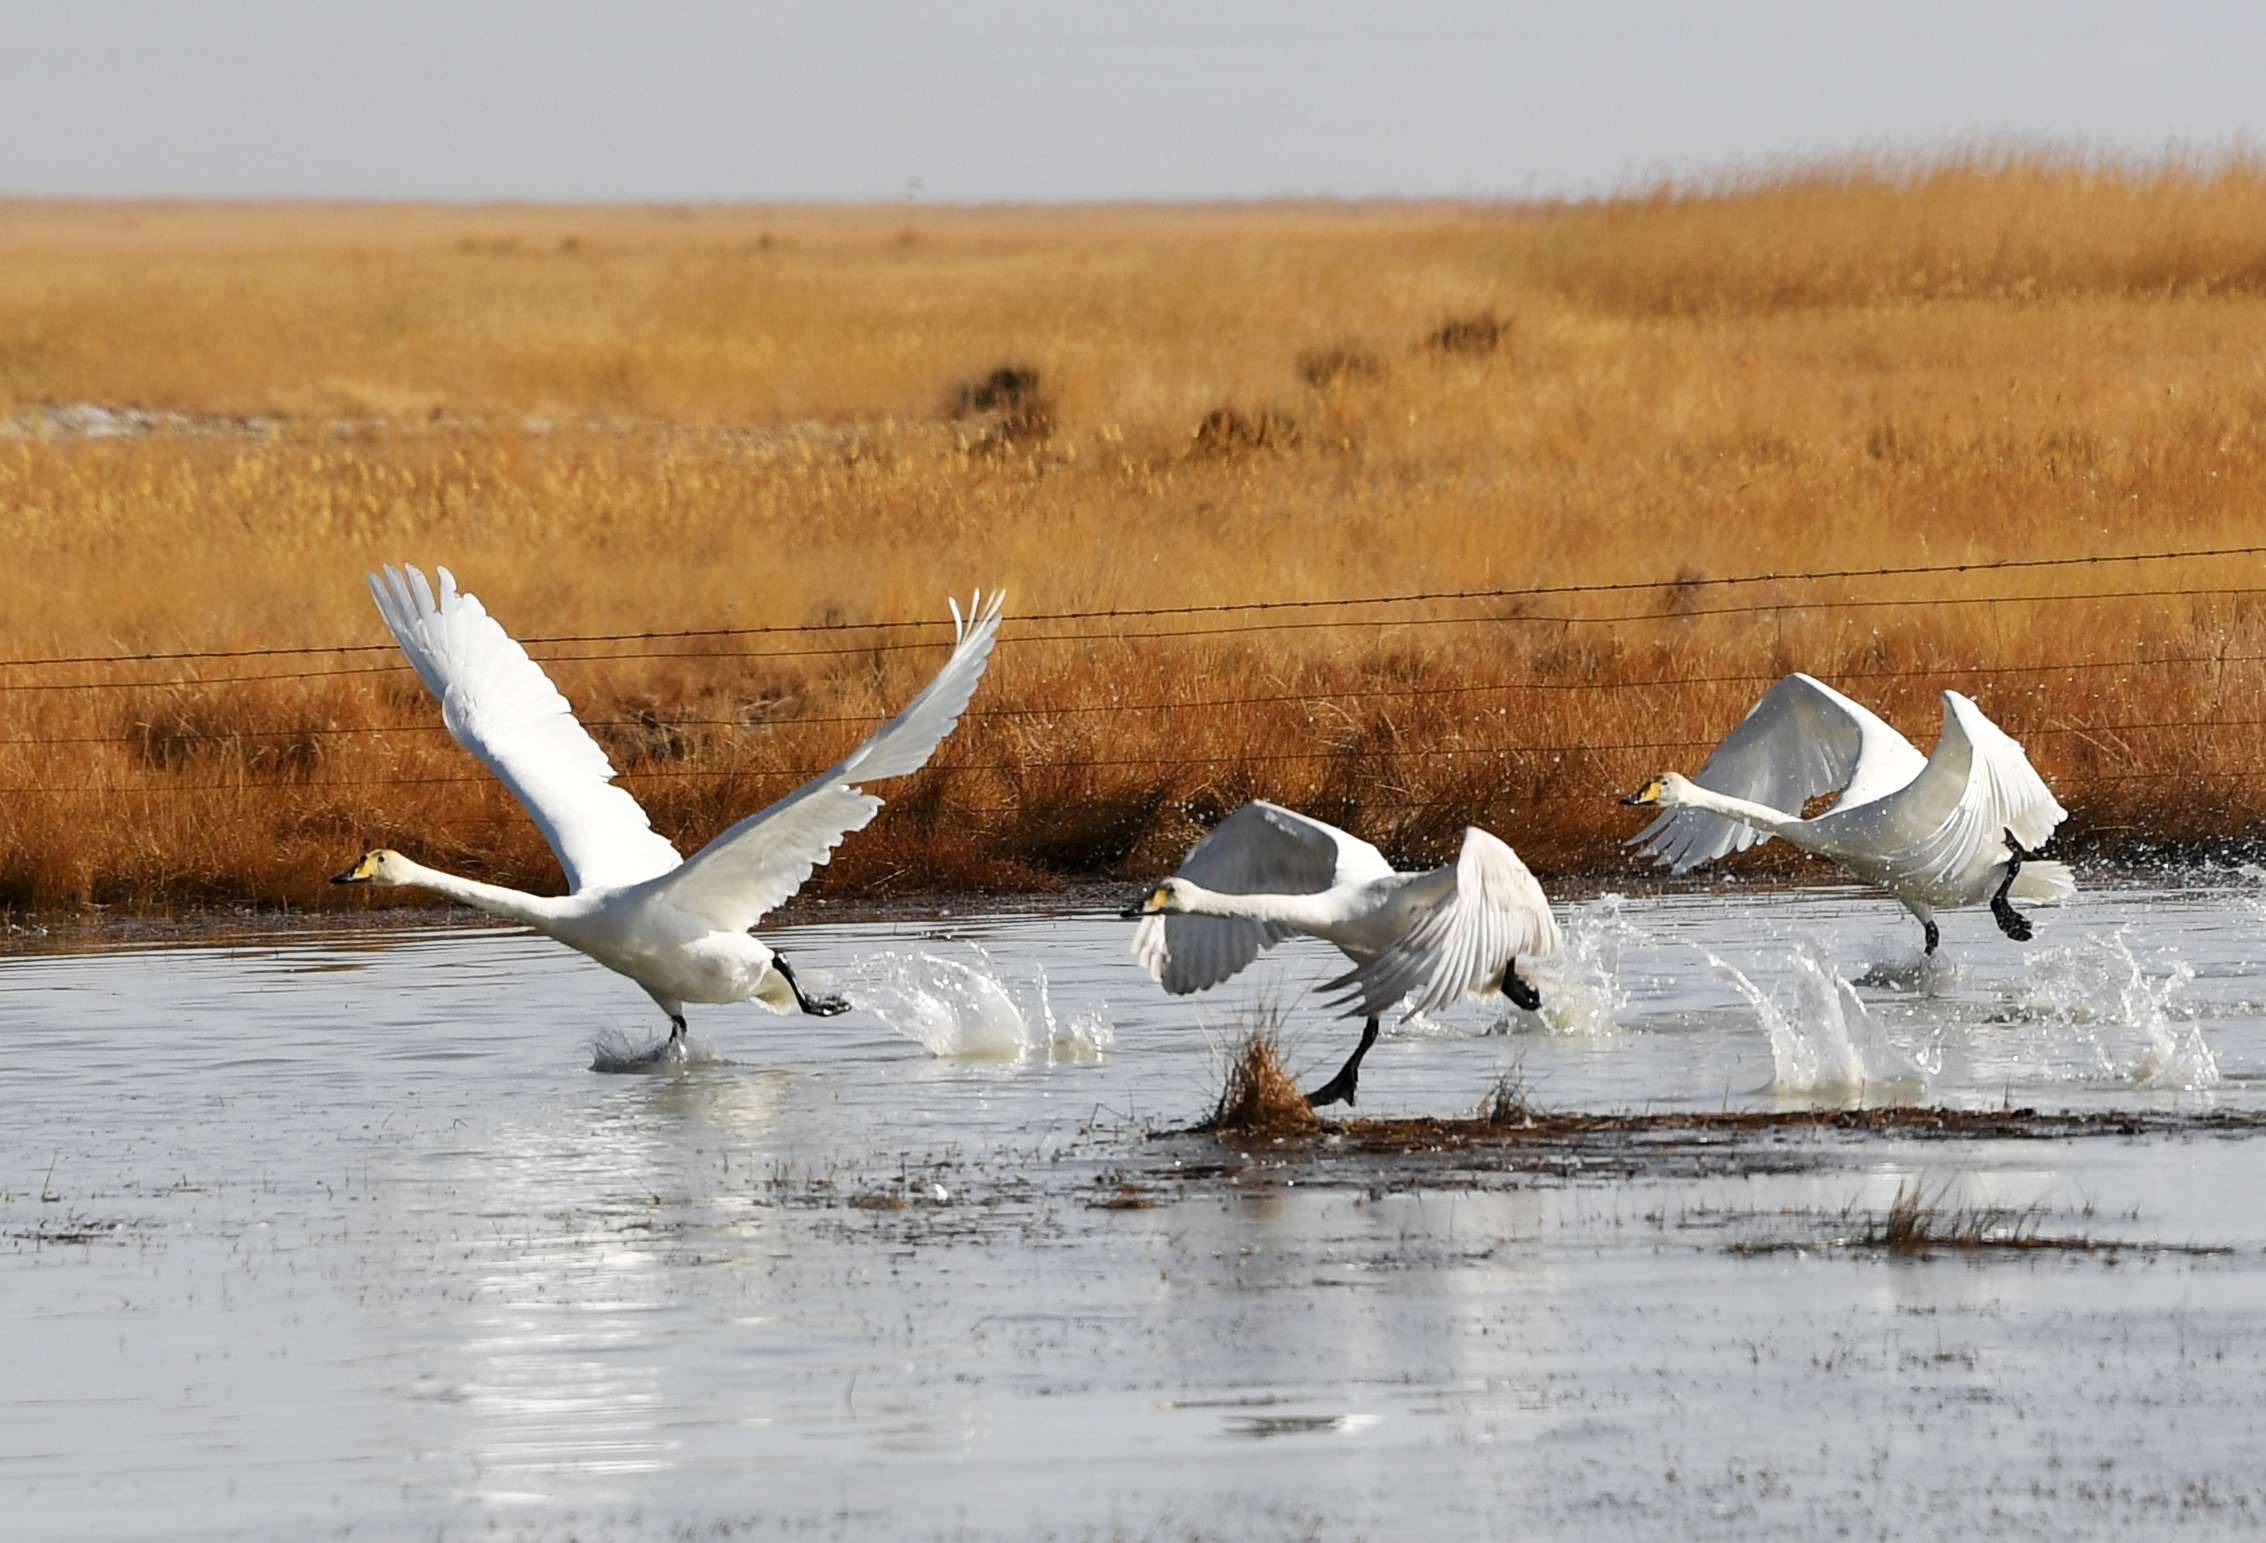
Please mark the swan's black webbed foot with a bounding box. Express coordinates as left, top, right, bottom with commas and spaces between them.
1305, 1017, 1380, 1109
1990, 902, 2035, 942
1922, 919, 1940, 955
774, 954, 851, 1016
1991, 827, 2037, 942
1501, 960, 1542, 1013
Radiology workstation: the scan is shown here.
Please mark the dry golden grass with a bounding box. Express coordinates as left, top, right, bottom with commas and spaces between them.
1200, 1027, 1325, 1140
3, 152, 2266, 912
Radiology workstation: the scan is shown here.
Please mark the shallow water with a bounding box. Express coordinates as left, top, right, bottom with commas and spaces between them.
6, 881, 2266, 1540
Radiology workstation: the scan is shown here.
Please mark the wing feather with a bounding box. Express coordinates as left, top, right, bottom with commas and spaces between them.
1631, 672, 1926, 871
1324, 828, 1563, 1019
1814, 691, 2068, 896
649, 592, 1005, 930
1133, 912, 1289, 996
1132, 801, 1390, 995
367, 564, 683, 893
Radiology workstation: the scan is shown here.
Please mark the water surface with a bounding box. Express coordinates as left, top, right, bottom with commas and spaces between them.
5, 881, 2264, 1539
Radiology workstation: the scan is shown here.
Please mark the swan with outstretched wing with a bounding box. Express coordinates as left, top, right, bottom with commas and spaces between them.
335, 565, 1004, 1054
1623, 673, 2073, 952
1126, 801, 1562, 1107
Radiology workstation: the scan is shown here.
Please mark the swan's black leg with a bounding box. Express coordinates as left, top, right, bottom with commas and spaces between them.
1501, 960, 1542, 1013
1991, 828, 2037, 942
1305, 1017, 1380, 1109
667, 1013, 687, 1043
1923, 919, 1940, 955
774, 953, 850, 1016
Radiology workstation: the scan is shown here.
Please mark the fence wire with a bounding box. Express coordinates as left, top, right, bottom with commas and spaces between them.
1, 544, 2261, 817
3, 539, 2262, 671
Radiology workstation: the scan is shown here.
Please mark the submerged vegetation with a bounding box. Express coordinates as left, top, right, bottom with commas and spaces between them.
4, 152, 2266, 910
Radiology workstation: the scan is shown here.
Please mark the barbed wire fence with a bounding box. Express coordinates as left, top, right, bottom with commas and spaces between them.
0, 544, 2261, 856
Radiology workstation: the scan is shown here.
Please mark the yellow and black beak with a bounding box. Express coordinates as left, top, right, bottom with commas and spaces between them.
1619, 777, 1667, 808
332, 853, 377, 885
1119, 885, 1171, 919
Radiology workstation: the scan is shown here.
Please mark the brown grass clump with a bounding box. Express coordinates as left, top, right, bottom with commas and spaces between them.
948, 363, 1054, 448
2, 154, 2266, 912
1189, 404, 1299, 454
1423, 310, 1508, 355
1295, 342, 1387, 389
1200, 1027, 1324, 1140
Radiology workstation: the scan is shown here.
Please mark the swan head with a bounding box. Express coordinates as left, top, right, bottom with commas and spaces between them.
333, 849, 414, 886
1620, 772, 1697, 808
1120, 877, 1195, 919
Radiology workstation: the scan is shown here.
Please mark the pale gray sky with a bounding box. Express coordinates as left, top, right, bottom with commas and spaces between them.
1, 1, 2260, 202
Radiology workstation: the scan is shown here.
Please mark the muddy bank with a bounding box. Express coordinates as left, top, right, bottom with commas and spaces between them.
1141, 1105, 2266, 1188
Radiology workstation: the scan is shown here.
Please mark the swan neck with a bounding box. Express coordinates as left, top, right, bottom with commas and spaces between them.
398, 859, 562, 928
1175, 884, 1332, 927
1675, 784, 1806, 840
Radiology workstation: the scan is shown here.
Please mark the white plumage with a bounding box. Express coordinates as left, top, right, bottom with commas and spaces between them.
1624, 673, 2074, 951
1129, 801, 1563, 1106
368, 567, 685, 893
339, 564, 1005, 1046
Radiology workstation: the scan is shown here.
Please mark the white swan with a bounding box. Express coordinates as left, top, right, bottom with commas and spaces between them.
334, 564, 1004, 1050
1622, 673, 2074, 952
1124, 801, 1563, 1106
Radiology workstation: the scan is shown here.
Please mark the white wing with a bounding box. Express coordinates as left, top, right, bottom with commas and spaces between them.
1133, 801, 1393, 995
1810, 690, 2068, 896
1631, 672, 1926, 871
1323, 828, 1563, 1019
649, 592, 1005, 931
368, 564, 683, 894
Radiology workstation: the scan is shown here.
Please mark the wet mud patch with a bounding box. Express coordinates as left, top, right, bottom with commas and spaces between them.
748, 1149, 1076, 1250
1142, 1105, 2266, 1188
3, 1214, 141, 1248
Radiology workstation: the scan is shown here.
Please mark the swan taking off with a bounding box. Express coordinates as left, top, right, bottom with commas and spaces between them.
1622, 673, 2073, 952
335, 565, 1004, 1052
1124, 801, 1563, 1107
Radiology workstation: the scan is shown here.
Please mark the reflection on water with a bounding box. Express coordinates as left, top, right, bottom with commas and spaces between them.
3, 884, 2266, 1539
459, 1233, 672, 1501
446, 1099, 687, 1502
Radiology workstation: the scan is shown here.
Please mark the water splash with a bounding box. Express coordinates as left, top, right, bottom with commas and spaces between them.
2020, 930, 2218, 1091
1851, 946, 1963, 995
851, 948, 1114, 1063
1709, 939, 1928, 1098
1523, 892, 1643, 1037
2239, 887, 2266, 935
1389, 1008, 1465, 1040
588, 1029, 725, 1075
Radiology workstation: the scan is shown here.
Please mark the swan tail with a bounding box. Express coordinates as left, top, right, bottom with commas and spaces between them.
2010, 860, 2075, 903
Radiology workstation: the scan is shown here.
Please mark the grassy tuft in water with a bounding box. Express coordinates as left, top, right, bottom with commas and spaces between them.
1200, 1024, 1324, 1140
1477, 1066, 1536, 1127
1863, 1180, 2056, 1253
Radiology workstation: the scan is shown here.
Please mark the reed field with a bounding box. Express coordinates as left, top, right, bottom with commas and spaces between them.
4, 152, 2266, 913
